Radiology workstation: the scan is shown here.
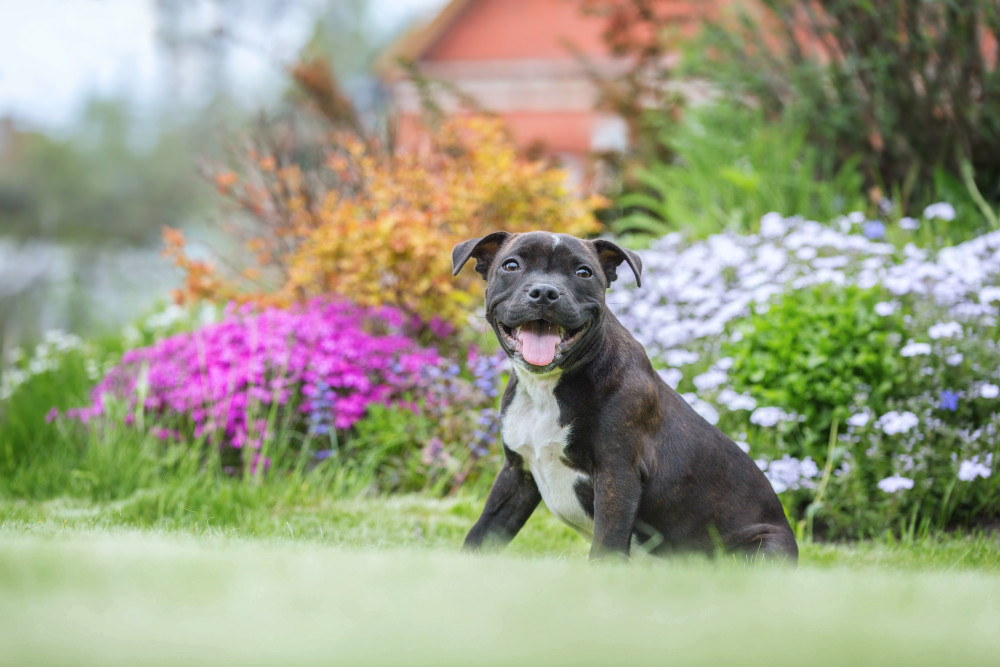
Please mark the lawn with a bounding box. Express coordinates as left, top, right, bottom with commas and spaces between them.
2, 494, 999, 666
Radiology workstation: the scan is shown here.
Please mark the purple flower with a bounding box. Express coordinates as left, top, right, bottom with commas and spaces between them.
66, 299, 442, 459
939, 389, 959, 411
862, 220, 886, 239
250, 454, 271, 475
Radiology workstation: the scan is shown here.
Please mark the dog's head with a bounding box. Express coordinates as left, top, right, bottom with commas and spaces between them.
452, 231, 641, 373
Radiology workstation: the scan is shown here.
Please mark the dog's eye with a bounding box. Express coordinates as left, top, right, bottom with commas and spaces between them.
575, 267, 593, 278
501, 259, 520, 272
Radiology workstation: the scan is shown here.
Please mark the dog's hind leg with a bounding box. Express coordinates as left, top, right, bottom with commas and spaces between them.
725, 524, 799, 566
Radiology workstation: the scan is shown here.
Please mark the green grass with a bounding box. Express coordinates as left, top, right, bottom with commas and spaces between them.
4, 337, 1000, 665
2, 522, 999, 666
3, 474, 1000, 665
5, 492, 1000, 570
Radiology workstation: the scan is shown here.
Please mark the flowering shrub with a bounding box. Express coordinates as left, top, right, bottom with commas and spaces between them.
612, 210, 1000, 536
59, 301, 437, 466
1, 331, 89, 403
49, 299, 507, 489
164, 116, 602, 327
723, 283, 906, 458
345, 350, 507, 493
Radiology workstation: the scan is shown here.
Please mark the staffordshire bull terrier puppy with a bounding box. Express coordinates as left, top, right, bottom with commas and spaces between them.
452, 231, 797, 562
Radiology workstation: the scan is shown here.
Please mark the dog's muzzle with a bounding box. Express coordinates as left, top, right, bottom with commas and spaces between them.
497, 318, 590, 367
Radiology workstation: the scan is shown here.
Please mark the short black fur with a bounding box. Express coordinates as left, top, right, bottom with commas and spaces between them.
454, 231, 797, 562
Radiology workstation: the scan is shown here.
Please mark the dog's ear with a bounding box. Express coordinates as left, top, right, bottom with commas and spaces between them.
592, 239, 642, 287
451, 231, 511, 280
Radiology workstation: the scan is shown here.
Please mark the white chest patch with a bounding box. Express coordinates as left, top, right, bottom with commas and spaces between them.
501, 368, 593, 536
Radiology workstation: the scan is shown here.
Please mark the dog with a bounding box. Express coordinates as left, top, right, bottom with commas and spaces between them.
452, 231, 797, 562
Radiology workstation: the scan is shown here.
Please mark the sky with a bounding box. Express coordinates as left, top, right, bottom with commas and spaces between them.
0, 0, 448, 130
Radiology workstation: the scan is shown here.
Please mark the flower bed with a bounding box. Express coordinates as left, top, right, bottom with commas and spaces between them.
53, 300, 504, 489
612, 210, 1000, 536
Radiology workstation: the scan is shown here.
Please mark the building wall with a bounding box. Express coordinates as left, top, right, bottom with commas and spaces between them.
385, 0, 716, 162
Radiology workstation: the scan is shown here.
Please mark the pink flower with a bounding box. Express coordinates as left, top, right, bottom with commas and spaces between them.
65, 299, 442, 462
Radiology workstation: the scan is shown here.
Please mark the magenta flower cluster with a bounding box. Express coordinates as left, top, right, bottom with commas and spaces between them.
67, 300, 441, 450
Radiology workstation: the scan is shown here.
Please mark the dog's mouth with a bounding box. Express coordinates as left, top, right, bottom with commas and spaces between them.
497, 318, 590, 368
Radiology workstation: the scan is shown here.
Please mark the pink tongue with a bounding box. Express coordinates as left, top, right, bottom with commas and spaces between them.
519, 322, 561, 366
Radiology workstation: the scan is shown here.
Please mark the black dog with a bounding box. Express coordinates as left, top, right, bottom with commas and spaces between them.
452, 231, 797, 562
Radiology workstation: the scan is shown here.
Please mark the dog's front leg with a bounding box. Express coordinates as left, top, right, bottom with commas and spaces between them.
590, 461, 643, 560
463, 458, 541, 553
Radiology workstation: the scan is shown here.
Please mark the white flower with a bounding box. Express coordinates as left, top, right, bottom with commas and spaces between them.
878, 474, 915, 493
979, 286, 1000, 303
847, 411, 870, 428
750, 406, 798, 427
657, 368, 682, 389
734, 440, 750, 453
717, 388, 757, 411
796, 246, 818, 261
957, 458, 991, 482
899, 216, 919, 230
900, 342, 932, 357
876, 411, 919, 435
760, 455, 820, 493
847, 211, 866, 224
145, 304, 186, 330
682, 393, 719, 425
928, 321, 963, 339
946, 352, 964, 366
664, 349, 699, 367
122, 325, 142, 347
693, 369, 727, 392
980, 383, 999, 399
759, 212, 787, 237
798, 457, 820, 479
874, 301, 897, 316
923, 202, 956, 221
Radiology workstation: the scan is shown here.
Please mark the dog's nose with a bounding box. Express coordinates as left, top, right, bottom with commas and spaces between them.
527, 283, 560, 305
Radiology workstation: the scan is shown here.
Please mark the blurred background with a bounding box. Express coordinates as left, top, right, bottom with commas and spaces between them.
2, 0, 999, 545
3, 0, 999, 350
0, 0, 445, 350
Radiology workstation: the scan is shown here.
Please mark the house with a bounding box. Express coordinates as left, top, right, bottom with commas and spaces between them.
377, 0, 717, 184
378, 0, 1000, 190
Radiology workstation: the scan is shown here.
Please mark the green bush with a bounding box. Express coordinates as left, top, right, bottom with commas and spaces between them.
722, 283, 905, 460
709, 281, 1000, 538
612, 103, 866, 239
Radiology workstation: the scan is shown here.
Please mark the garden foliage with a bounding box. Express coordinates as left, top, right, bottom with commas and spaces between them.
612, 210, 1000, 537
723, 283, 905, 456
698, 0, 1000, 216
5, 204, 1000, 537
163, 116, 601, 327
48, 300, 505, 493
612, 103, 865, 238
